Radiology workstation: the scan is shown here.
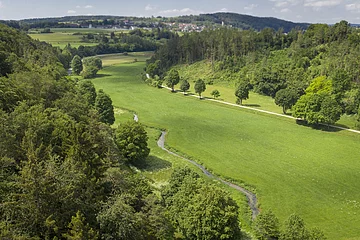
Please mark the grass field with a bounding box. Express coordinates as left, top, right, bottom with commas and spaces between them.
28, 32, 97, 48
98, 52, 153, 67
28, 28, 129, 48
92, 59, 360, 240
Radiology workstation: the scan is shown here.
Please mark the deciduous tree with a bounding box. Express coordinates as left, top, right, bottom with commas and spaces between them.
235, 81, 250, 105
165, 69, 180, 92
95, 89, 115, 125
71, 55, 83, 75
115, 121, 150, 163
275, 88, 298, 114
211, 89, 220, 99
179, 79, 190, 95
253, 209, 280, 240
194, 79, 206, 99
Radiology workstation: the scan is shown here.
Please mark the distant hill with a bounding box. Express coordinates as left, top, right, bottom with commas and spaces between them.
173, 12, 310, 32
2, 12, 309, 32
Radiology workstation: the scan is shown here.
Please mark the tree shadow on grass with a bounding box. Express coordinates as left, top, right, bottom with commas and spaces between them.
95, 74, 112, 78
132, 155, 172, 172
243, 104, 261, 107
295, 119, 343, 132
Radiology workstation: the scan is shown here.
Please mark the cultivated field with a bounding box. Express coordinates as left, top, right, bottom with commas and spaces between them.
98, 52, 153, 67
92, 58, 360, 240
28, 32, 97, 48
28, 28, 128, 48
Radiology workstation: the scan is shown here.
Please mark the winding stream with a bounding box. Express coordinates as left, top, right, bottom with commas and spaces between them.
157, 131, 260, 219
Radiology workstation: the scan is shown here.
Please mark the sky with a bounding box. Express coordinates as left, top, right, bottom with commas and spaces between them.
1, 0, 360, 24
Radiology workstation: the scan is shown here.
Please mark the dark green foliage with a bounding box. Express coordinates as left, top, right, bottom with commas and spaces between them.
279, 214, 326, 240
82, 65, 99, 79
97, 195, 143, 240
194, 79, 206, 98
78, 80, 97, 106
253, 210, 280, 240
165, 69, 180, 92
146, 60, 161, 78
82, 57, 103, 79
95, 89, 115, 125
71, 55, 83, 75
235, 81, 251, 105
63, 211, 99, 240
179, 79, 190, 94
0, 23, 186, 240
281, 214, 307, 240
275, 88, 299, 114
162, 168, 241, 240
211, 89, 220, 99
115, 121, 150, 164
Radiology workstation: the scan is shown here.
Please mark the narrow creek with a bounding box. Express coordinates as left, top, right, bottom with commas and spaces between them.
157, 131, 260, 219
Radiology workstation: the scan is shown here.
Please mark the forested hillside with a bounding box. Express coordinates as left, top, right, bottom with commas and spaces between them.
147, 20, 360, 127
0, 23, 246, 239
173, 12, 309, 32
2, 12, 308, 32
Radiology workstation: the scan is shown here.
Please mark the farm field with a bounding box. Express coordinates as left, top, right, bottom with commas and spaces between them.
92, 58, 360, 240
98, 52, 153, 67
28, 32, 97, 48
28, 28, 128, 48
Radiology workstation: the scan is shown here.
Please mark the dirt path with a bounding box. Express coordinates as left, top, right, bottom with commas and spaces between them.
157, 131, 260, 219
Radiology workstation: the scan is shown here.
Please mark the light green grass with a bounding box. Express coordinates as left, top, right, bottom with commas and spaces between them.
50, 28, 127, 33
98, 52, 153, 67
92, 61, 360, 240
175, 61, 285, 114
28, 32, 97, 48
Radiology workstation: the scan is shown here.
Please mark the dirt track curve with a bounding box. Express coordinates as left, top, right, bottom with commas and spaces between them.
157, 131, 260, 219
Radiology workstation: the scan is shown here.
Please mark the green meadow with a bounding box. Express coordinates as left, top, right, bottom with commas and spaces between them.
92, 57, 360, 240
98, 52, 153, 67
28, 32, 97, 48
28, 28, 128, 48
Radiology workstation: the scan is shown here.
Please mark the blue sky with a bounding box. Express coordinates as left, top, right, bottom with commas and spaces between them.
1, 0, 360, 24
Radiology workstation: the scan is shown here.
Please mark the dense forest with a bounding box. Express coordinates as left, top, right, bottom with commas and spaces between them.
147, 20, 360, 127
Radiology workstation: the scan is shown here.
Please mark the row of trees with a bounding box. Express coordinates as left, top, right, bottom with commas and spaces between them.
147, 69, 209, 98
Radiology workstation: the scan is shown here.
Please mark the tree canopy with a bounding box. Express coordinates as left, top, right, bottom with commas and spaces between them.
194, 79, 206, 98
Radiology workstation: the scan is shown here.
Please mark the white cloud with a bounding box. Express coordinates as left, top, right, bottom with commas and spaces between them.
67, 10, 76, 14
84, 5, 93, 9
76, 5, 81, 8
219, 8, 228, 12
276, 1, 288, 7
280, 8, 291, 12
304, 0, 342, 8
159, 8, 203, 16
346, 3, 360, 12
145, 4, 156, 11
244, 4, 258, 10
